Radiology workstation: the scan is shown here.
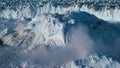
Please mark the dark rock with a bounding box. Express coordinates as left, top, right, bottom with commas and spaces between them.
0, 39, 3, 45
92, 20, 103, 29
24, 17, 32, 21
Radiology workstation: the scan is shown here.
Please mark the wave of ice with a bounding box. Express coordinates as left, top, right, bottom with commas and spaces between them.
0, 1, 120, 68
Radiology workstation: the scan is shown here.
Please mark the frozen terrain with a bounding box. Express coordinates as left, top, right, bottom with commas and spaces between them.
0, 0, 120, 68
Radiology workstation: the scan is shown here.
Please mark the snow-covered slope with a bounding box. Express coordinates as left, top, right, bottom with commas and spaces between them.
0, 0, 120, 68
0, 0, 120, 21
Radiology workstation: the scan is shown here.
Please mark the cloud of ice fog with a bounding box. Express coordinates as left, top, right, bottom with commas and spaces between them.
66, 24, 94, 58
14, 23, 27, 35
23, 23, 94, 66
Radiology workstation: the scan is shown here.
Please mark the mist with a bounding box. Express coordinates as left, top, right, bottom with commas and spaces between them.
22, 23, 94, 67
23, 22, 120, 67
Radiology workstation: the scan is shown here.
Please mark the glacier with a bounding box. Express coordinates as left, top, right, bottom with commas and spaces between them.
0, 0, 120, 68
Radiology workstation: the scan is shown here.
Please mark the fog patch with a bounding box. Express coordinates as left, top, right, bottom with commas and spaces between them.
23, 23, 94, 67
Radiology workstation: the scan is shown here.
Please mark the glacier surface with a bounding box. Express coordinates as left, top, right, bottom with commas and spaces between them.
0, 0, 120, 68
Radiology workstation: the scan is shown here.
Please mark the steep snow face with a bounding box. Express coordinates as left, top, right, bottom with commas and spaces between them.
0, 4, 80, 19
0, 3, 120, 22
80, 5, 120, 22
74, 54, 120, 68
25, 14, 65, 48
0, 14, 65, 50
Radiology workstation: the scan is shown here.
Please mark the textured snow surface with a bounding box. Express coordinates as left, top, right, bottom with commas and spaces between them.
0, 1, 120, 68
0, 2, 120, 21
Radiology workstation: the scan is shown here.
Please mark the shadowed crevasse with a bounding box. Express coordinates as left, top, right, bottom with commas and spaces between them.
0, 39, 3, 45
